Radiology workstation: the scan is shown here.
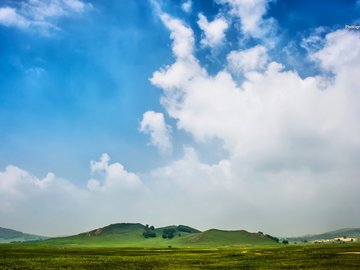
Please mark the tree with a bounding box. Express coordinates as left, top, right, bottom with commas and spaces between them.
143, 224, 156, 238
163, 228, 176, 239
265, 234, 279, 243
143, 230, 156, 238
177, 225, 194, 233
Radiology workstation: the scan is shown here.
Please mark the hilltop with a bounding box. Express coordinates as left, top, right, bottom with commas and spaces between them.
36, 223, 279, 248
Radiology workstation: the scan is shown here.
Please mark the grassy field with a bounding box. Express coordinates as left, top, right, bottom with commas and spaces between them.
41, 230, 277, 248
1, 243, 360, 269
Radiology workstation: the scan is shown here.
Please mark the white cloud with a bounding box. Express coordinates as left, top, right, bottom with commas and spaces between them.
0, 164, 87, 236
300, 27, 327, 54
227, 45, 269, 75
2, 6, 360, 238
21, 0, 91, 20
63, 0, 90, 13
0, 7, 30, 28
0, 154, 147, 235
216, 0, 273, 38
0, 0, 92, 33
159, 13, 194, 60
151, 15, 360, 166
181, 0, 192, 13
150, 13, 205, 95
90, 153, 110, 173
311, 30, 360, 72
150, 59, 201, 91
89, 153, 142, 189
2, 144, 360, 237
140, 111, 172, 154
34, 172, 56, 188
0, 166, 29, 201
147, 11, 360, 235
198, 13, 229, 48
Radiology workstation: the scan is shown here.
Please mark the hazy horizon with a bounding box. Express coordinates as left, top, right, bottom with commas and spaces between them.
1, 0, 360, 237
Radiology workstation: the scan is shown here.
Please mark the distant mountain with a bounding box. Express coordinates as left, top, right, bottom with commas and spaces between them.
287, 228, 360, 242
42, 223, 279, 247
0, 227, 47, 243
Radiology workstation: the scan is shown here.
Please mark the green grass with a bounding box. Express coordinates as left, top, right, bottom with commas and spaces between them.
1, 243, 360, 269
34, 231, 276, 248
35, 223, 278, 248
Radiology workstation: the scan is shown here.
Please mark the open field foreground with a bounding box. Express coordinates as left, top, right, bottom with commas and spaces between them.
1, 244, 360, 269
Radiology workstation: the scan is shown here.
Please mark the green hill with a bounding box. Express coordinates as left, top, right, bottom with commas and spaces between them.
81, 223, 146, 237
0, 227, 47, 243
181, 229, 278, 247
31, 223, 279, 248
287, 228, 360, 242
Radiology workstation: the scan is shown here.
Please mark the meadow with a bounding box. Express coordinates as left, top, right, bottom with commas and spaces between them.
1, 243, 360, 269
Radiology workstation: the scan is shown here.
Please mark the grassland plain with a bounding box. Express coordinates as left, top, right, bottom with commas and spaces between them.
1, 243, 360, 269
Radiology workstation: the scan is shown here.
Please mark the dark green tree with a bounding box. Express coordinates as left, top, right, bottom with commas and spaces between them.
163, 228, 176, 239
142, 224, 156, 238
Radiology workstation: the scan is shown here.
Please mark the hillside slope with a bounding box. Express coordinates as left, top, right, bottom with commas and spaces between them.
0, 227, 47, 243
34, 223, 279, 247
179, 229, 278, 247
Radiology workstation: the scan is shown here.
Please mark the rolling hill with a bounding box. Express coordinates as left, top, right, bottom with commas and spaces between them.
0, 227, 47, 243
36, 223, 279, 248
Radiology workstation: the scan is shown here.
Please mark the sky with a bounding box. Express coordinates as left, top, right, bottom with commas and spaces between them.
0, 0, 360, 237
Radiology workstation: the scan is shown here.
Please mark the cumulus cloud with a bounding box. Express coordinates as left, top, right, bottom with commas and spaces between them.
216, 0, 274, 38
198, 14, 229, 48
0, 154, 147, 236
0, 164, 87, 235
0, 0, 92, 33
159, 13, 194, 60
2, 144, 360, 237
148, 9, 360, 235
181, 0, 192, 13
311, 30, 360, 72
150, 12, 360, 167
227, 45, 269, 75
2, 3, 360, 238
149, 12, 205, 102
89, 153, 143, 190
140, 111, 172, 154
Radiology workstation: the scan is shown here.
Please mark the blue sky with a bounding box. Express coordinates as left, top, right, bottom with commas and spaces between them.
0, 0, 360, 236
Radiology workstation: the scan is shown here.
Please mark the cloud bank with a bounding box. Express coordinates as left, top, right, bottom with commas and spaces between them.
1, 1, 360, 237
